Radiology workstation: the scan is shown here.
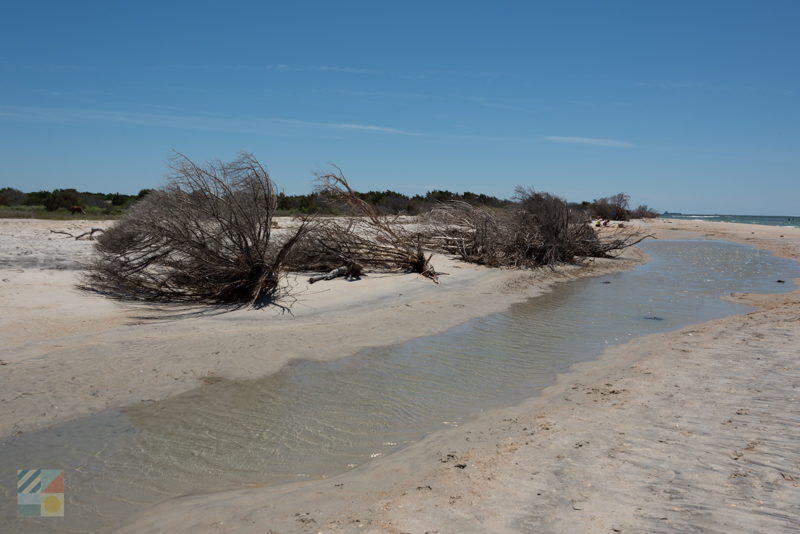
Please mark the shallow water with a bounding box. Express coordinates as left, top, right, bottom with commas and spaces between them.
662, 214, 800, 228
1, 240, 798, 533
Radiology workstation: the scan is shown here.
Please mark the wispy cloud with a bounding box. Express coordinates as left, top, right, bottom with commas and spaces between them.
315, 65, 380, 74
248, 63, 508, 80
638, 80, 721, 91
463, 96, 537, 114
281, 118, 419, 135
636, 80, 796, 96
0, 105, 419, 136
544, 136, 633, 147
330, 123, 416, 134
337, 89, 429, 100
260, 64, 380, 74
635, 80, 792, 95
563, 100, 634, 108
4, 59, 514, 82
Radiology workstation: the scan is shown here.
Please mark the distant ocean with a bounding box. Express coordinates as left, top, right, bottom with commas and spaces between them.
660, 214, 800, 228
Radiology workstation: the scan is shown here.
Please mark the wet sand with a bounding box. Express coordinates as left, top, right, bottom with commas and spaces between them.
2, 218, 798, 532
116, 219, 800, 533
0, 218, 641, 436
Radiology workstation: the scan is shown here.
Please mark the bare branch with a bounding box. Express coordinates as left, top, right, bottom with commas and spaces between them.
288, 169, 439, 282
422, 190, 650, 268
50, 228, 105, 240
80, 153, 313, 307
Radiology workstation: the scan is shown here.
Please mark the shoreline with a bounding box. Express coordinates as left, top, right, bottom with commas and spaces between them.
0, 218, 643, 436
2, 218, 798, 532
115, 219, 800, 533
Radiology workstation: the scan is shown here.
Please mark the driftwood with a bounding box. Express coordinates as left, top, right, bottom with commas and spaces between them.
308, 263, 363, 284
50, 228, 105, 240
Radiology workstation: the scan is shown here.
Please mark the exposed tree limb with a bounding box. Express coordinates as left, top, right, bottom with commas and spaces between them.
49, 228, 105, 240
307, 263, 363, 284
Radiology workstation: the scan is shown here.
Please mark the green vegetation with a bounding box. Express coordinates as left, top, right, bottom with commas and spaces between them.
1, 185, 511, 219
1, 184, 657, 220
0, 205, 124, 220
275, 189, 509, 215
0, 187, 150, 219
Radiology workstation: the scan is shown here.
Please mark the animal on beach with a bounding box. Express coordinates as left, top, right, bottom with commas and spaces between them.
69, 205, 85, 215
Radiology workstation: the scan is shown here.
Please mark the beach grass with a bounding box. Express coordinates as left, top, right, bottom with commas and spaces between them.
0, 205, 125, 220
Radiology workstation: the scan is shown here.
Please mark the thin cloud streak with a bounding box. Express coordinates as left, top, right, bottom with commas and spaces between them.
463, 96, 537, 114
636, 80, 792, 96
280, 118, 419, 135
261, 64, 381, 74
0, 105, 419, 136
316, 65, 380, 74
338, 89, 429, 100
544, 136, 633, 147
262, 64, 507, 79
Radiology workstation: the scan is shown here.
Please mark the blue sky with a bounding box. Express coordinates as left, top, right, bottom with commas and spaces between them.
1, 1, 798, 215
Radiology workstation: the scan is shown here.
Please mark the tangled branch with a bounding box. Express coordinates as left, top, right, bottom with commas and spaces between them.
80, 152, 313, 307
422, 188, 651, 268
287, 168, 438, 282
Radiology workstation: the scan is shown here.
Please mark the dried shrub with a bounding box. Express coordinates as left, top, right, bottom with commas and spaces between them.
80, 153, 311, 306
287, 169, 438, 282
589, 193, 631, 221
426, 188, 649, 268
423, 201, 506, 266
629, 204, 659, 219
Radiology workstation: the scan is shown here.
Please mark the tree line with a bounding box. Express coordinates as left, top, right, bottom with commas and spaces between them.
276, 188, 509, 215
0, 187, 152, 214
1, 185, 657, 221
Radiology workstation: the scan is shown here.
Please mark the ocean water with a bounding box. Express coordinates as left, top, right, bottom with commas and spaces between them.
660, 213, 800, 228
1, 239, 798, 533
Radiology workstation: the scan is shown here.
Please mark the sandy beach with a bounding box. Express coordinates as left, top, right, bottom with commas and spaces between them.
2, 218, 799, 532
5, 3, 799, 532
0, 217, 643, 436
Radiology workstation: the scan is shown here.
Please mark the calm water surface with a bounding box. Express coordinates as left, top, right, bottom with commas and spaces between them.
661, 213, 800, 227
1, 239, 798, 533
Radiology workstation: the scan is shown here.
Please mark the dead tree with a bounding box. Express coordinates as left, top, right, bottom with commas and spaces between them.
424, 188, 651, 268
289, 169, 438, 282
80, 153, 312, 307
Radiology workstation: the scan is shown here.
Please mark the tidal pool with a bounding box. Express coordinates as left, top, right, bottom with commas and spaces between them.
1, 239, 797, 533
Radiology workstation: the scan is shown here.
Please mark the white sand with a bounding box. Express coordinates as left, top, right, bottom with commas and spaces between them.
0, 218, 641, 436
115, 219, 800, 534
2, 217, 798, 533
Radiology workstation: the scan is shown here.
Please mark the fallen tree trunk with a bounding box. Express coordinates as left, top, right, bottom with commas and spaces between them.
308, 263, 363, 284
